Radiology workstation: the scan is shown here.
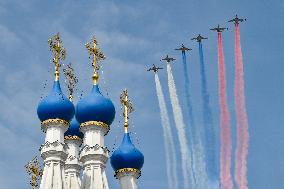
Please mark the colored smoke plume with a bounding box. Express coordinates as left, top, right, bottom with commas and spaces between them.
167, 63, 194, 189
234, 23, 249, 189
217, 32, 233, 189
154, 73, 178, 189
198, 42, 218, 182
181, 50, 208, 189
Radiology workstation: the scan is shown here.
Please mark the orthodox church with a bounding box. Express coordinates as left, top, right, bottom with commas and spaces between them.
35, 33, 144, 189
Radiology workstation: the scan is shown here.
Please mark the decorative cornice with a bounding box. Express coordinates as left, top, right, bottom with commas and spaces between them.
115, 168, 141, 178
80, 144, 109, 154
80, 121, 110, 135
42, 155, 67, 164
79, 144, 109, 164
41, 118, 69, 132
39, 140, 69, 151
40, 149, 68, 162
65, 163, 81, 172
80, 154, 109, 165
67, 155, 79, 161
64, 135, 82, 141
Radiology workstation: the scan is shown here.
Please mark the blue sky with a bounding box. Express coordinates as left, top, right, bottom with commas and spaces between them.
0, 0, 283, 188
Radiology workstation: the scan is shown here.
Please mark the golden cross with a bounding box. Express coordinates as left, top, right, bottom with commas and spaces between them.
85, 36, 106, 85
48, 33, 66, 81
120, 89, 134, 133
25, 157, 43, 189
63, 63, 78, 101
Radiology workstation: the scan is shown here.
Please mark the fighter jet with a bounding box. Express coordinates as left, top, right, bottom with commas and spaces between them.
191, 34, 208, 42
161, 55, 176, 63
228, 15, 246, 24
175, 44, 192, 52
210, 24, 228, 32
147, 64, 163, 73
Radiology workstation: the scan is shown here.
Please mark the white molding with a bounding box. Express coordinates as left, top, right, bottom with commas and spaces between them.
80, 126, 110, 189
64, 139, 82, 189
117, 172, 139, 189
39, 122, 69, 189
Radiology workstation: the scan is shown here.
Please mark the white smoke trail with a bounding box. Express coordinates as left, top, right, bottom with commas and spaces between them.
208, 180, 221, 189
166, 63, 193, 189
193, 134, 209, 189
155, 74, 178, 189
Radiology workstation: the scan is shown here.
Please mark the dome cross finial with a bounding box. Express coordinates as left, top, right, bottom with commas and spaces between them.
48, 33, 66, 81
63, 63, 78, 101
120, 89, 134, 133
85, 36, 106, 85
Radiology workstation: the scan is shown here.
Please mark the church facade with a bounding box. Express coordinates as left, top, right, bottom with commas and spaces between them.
35, 33, 144, 189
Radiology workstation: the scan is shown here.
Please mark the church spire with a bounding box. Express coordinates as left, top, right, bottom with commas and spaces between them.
37, 33, 73, 189
48, 33, 66, 81
110, 89, 144, 189
85, 36, 106, 85
120, 89, 134, 133
77, 36, 114, 189
63, 63, 83, 189
63, 63, 78, 101
25, 157, 43, 189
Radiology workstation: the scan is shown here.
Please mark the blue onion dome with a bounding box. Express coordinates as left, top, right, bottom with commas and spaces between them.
75, 84, 115, 125
64, 118, 84, 139
110, 133, 144, 171
37, 81, 75, 122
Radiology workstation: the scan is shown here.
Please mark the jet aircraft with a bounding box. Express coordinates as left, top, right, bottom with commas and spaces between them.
175, 44, 192, 52
228, 15, 246, 24
210, 24, 228, 32
191, 34, 208, 42
161, 55, 176, 63
147, 64, 163, 73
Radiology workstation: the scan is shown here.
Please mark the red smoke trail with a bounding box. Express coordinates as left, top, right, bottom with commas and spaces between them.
234, 23, 249, 189
217, 32, 233, 189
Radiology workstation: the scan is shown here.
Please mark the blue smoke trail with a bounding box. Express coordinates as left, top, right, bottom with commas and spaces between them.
182, 51, 196, 135
198, 42, 218, 182
182, 50, 211, 188
182, 51, 197, 184
181, 51, 198, 187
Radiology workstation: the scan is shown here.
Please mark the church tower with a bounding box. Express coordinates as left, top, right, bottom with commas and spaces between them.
110, 90, 144, 189
64, 118, 83, 189
75, 37, 116, 189
63, 64, 83, 189
37, 33, 74, 189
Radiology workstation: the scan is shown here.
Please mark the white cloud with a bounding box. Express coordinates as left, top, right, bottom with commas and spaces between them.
0, 25, 20, 51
